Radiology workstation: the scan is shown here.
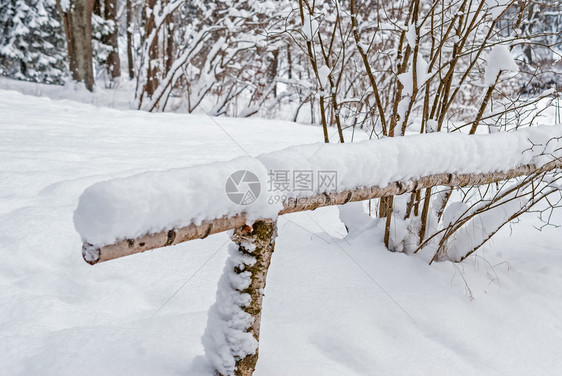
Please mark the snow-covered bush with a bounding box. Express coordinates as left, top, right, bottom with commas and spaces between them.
280, 0, 561, 262
135, 0, 287, 114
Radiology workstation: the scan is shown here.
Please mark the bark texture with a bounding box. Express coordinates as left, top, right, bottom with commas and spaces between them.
103, 0, 120, 79
143, 0, 159, 97
229, 220, 277, 376
126, 0, 134, 78
58, 0, 95, 91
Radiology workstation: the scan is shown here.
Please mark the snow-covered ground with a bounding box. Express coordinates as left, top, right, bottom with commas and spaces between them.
1, 85, 561, 375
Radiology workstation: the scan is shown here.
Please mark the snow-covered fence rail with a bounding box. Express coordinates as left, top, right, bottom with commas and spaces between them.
76, 125, 562, 265
81, 159, 560, 265
74, 125, 561, 376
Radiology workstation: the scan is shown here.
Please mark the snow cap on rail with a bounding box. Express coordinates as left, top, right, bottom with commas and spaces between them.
74, 125, 561, 248
74, 156, 280, 248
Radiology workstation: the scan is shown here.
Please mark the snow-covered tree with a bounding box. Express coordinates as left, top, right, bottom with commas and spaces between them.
135, 0, 287, 114
0, 0, 66, 83
277, 0, 561, 263
506, 0, 562, 93
92, 0, 121, 83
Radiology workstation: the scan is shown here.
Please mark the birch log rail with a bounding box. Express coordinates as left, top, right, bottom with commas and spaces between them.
74, 125, 562, 376
83, 158, 562, 265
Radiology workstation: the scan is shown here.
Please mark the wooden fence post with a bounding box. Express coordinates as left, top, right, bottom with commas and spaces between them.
203, 219, 278, 376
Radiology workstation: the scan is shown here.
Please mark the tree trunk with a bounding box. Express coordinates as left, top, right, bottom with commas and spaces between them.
144, 0, 159, 97
58, 0, 95, 91
126, 0, 134, 79
165, 7, 174, 75
93, 0, 101, 16
103, 0, 120, 79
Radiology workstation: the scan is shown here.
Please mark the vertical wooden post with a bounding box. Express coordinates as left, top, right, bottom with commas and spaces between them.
203, 220, 277, 376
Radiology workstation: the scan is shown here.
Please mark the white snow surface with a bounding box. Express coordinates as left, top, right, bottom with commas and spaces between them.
406, 23, 416, 49
485, 0, 512, 19
74, 156, 276, 247
302, 14, 318, 41
2, 83, 562, 376
317, 65, 331, 88
484, 45, 519, 86
75, 123, 561, 248
203, 243, 258, 376
59, 0, 70, 12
